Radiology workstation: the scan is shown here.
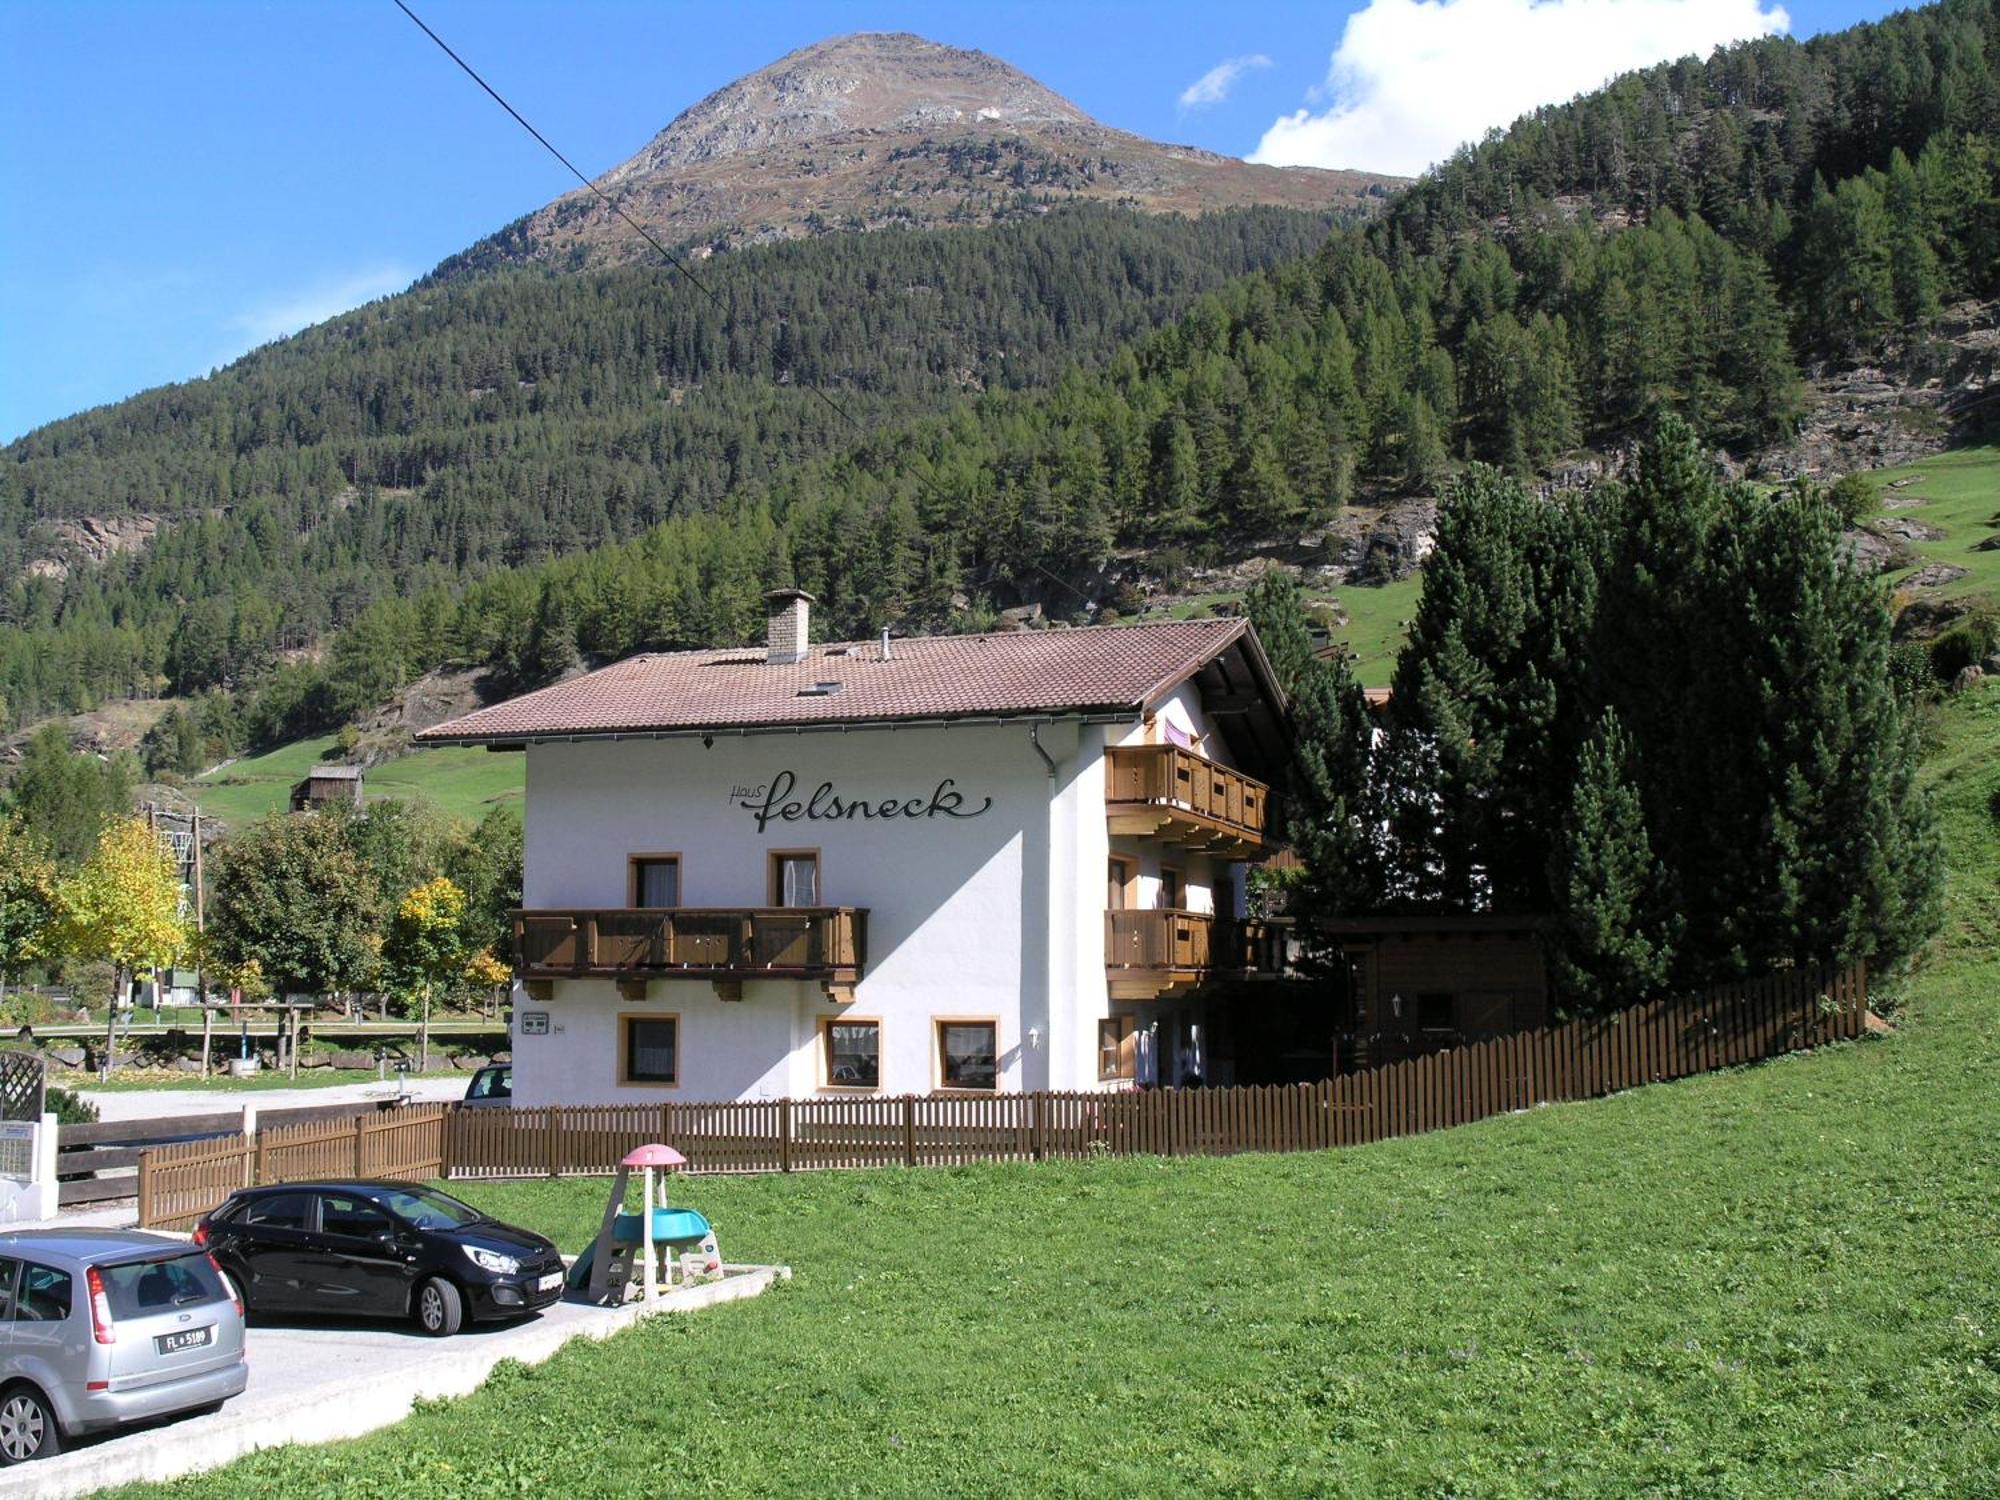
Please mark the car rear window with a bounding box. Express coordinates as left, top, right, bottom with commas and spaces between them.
98, 1253, 226, 1318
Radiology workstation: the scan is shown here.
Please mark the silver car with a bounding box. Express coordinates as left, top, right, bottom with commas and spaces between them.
0, 1229, 248, 1464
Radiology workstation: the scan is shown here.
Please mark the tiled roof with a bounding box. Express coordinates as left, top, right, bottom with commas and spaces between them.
417, 618, 1260, 743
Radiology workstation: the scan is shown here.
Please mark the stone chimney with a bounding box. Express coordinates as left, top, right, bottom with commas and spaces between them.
765, 589, 814, 664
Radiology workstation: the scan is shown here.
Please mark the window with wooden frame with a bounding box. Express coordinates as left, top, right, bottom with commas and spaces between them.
935, 1019, 998, 1092
1158, 864, 1184, 911
820, 1017, 881, 1090
1098, 1016, 1137, 1082
1416, 992, 1455, 1033
627, 854, 681, 908
769, 849, 821, 907
1107, 855, 1136, 911
618, 1013, 680, 1086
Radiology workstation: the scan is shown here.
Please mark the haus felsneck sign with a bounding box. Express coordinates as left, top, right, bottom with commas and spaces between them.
730, 770, 994, 834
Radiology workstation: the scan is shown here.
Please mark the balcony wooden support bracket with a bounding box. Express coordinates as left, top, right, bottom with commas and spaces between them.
820, 981, 857, 1006
714, 979, 744, 1003
524, 980, 555, 1004
615, 978, 650, 1002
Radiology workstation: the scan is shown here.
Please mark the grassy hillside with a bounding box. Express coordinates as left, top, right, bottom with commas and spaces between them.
1864, 444, 2000, 609
189, 737, 521, 831
120, 681, 2000, 1497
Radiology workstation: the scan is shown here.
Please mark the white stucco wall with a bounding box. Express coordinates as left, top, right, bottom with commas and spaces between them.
511, 719, 1117, 1105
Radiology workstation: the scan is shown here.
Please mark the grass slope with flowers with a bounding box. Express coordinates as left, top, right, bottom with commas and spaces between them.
111, 682, 2000, 1498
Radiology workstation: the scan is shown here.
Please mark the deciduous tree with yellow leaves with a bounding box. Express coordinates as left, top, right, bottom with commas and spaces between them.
51, 817, 186, 1011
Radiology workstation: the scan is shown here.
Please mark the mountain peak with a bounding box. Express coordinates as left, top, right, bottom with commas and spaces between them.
604, 32, 1092, 181
450, 32, 1402, 274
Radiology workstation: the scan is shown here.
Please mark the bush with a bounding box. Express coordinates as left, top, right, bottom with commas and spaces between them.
1930, 610, 1999, 682
1827, 472, 1878, 526
44, 1086, 97, 1125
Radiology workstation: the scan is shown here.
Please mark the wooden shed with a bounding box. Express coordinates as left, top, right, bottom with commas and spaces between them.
288, 765, 364, 813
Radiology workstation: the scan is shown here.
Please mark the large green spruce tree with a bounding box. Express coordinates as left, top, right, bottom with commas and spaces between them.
1372, 419, 1939, 1010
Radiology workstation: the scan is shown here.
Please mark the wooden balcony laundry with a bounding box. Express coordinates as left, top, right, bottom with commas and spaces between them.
514, 907, 867, 1005
1104, 745, 1272, 854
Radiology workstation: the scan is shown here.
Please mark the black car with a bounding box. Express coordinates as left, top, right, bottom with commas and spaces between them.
195, 1181, 566, 1336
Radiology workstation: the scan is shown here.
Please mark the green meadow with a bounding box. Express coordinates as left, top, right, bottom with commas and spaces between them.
1864, 443, 2000, 608
190, 735, 522, 831
120, 679, 2000, 1497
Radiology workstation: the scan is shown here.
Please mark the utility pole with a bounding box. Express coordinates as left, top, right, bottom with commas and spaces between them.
194, 809, 211, 1078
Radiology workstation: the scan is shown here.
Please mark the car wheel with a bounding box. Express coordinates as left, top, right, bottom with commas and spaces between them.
415, 1276, 464, 1337
0, 1385, 61, 1464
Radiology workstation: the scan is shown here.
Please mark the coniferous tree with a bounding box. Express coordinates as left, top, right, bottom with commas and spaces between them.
1546, 709, 1678, 1011
1245, 572, 1379, 921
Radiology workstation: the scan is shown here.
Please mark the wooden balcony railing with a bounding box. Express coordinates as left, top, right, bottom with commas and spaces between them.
514, 908, 867, 1003
1105, 745, 1272, 852
1105, 910, 1285, 1000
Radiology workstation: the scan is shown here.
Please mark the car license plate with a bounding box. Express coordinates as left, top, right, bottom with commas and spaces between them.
536, 1271, 563, 1293
155, 1326, 213, 1355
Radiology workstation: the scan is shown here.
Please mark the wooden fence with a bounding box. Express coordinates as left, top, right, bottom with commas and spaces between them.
136, 962, 1866, 1230
137, 1104, 450, 1232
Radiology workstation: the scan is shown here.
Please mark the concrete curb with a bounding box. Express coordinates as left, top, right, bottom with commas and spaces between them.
1, 1264, 790, 1499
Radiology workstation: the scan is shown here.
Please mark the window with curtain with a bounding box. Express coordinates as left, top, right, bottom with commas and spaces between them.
632, 857, 680, 908
773, 852, 819, 907
938, 1021, 997, 1090
824, 1020, 880, 1088
624, 1017, 679, 1084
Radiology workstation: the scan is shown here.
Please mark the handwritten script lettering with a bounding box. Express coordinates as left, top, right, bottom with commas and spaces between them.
732, 771, 993, 833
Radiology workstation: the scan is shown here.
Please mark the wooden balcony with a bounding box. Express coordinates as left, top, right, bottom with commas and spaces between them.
514, 908, 867, 1004
1105, 745, 1272, 854
1105, 910, 1285, 1001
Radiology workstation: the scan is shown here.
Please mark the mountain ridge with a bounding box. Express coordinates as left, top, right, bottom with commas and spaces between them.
444, 31, 1399, 274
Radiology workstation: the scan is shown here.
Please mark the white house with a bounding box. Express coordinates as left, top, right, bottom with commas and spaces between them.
416, 593, 1292, 1106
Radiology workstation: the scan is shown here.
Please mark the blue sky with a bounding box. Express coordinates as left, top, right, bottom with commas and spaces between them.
0, 0, 1897, 442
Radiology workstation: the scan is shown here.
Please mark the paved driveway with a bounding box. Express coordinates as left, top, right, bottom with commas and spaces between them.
0, 1267, 786, 1499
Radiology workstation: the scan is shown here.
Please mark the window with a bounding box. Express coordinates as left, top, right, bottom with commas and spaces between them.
0, 1257, 17, 1320
937, 1020, 998, 1091
622, 1014, 680, 1085
770, 851, 820, 907
239, 1191, 311, 1230
16, 1263, 71, 1322
1107, 856, 1135, 911
629, 855, 681, 908
823, 1019, 881, 1089
1158, 866, 1184, 911
319, 1192, 394, 1240
1417, 992, 1456, 1032
1098, 1017, 1137, 1082
99, 1254, 225, 1317
467, 1064, 512, 1101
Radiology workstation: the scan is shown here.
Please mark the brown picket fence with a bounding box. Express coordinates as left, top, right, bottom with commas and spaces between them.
137, 1104, 452, 1232
137, 963, 1865, 1230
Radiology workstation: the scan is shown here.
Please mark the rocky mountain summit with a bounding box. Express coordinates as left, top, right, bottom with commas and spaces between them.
449, 32, 1400, 271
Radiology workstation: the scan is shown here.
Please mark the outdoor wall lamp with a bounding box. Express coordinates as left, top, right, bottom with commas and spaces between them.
1028, 1027, 1041, 1049
1390, 992, 1405, 1020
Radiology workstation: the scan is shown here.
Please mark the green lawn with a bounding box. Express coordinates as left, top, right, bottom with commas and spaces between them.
116, 681, 2000, 1496
1862, 443, 2000, 610
190, 735, 522, 830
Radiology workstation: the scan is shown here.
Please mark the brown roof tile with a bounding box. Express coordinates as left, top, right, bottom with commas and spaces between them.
417, 618, 1259, 743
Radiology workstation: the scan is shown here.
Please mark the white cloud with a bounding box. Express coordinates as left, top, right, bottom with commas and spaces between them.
1179, 53, 1274, 109
224, 264, 414, 351
1249, 0, 1788, 176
